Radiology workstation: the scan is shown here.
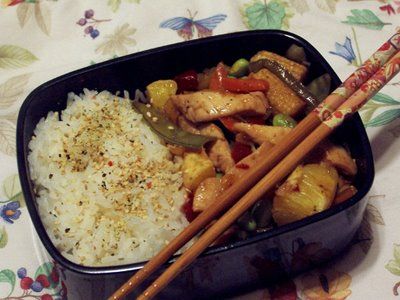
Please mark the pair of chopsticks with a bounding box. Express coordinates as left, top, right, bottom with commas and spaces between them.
110, 31, 400, 300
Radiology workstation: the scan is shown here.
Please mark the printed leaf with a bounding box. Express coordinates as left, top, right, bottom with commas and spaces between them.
0, 45, 38, 69
315, 0, 338, 14
3, 174, 21, 201
394, 244, 400, 264
0, 74, 31, 110
0, 120, 16, 156
364, 108, 400, 127
371, 93, 400, 105
242, 0, 286, 30
361, 108, 375, 124
4, 111, 19, 124
0, 227, 8, 248
108, 0, 122, 12
365, 203, 385, 225
96, 23, 136, 57
386, 259, 400, 276
342, 9, 391, 30
34, 2, 51, 36
34, 262, 53, 279
108, 0, 140, 12
0, 269, 16, 296
17, 2, 34, 28
290, 0, 309, 14
355, 214, 372, 254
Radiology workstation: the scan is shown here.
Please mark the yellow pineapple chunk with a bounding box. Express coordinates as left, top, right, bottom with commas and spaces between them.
146, 80, 177, 110
272, 164, 339, 226
182, 153, 216, 192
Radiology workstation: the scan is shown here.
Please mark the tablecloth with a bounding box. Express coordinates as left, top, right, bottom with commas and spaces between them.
0, 0, 400, 299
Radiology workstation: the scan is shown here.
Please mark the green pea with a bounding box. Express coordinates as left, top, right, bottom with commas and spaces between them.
237, 211, 257, 232
229, 58, 249, 77
272, 114, 297, 128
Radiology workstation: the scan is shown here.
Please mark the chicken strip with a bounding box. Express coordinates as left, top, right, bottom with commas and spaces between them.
233, 122, 292, 145
178, 116, 235, 173
233, 123, 357, 176
193, 142, 273, 212
170, 90, 269, 123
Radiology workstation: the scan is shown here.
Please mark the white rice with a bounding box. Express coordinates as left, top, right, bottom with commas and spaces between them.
28, 89, 189, 266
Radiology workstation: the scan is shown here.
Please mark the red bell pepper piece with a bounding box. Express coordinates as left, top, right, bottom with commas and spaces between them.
209, 63, 228, 90
240, 115, 266, 125
209, 62, 269, 93
219, 116, 239, 132
174, 69, 198, 93
221, 77, 269, 93
231, 142, 253, 163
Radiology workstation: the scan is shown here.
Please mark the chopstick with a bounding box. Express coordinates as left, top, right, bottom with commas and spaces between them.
110, 31, 400, 300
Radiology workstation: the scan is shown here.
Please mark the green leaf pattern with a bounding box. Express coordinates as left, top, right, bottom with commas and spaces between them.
242, 0, 288, 30
0, 226, 8, 248
0, 45, 38, 69
0, 269, 16, 297
386, 244, 400, 276
342, 9, 391, 30
360, 93, 400, 127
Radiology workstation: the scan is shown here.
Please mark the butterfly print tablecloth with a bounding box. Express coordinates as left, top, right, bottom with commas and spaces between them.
1, 0, 400, 299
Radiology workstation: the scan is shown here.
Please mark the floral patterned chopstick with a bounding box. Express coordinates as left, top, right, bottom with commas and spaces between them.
315, 30, 400, 121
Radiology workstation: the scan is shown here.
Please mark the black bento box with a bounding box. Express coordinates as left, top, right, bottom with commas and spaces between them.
17, 30, 374, 299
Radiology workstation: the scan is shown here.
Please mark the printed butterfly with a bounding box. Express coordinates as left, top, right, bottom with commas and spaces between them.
160, 10, 227, 41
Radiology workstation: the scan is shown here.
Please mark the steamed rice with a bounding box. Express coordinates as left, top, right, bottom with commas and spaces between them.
28, 89, 189, 266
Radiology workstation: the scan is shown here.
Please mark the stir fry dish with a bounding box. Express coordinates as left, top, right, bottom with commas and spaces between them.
134, 45, 358, 241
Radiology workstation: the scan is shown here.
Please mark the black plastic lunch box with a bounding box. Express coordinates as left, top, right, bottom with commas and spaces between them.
17, 30, 374, 299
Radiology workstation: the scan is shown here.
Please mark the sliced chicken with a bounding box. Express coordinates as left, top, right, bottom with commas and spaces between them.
233, 123, 357, 176
319, 141, 357, 176
233, 122, 292, 145
193, 142, 273, 212
170, 90, 269, 123
178, 116, 235, 173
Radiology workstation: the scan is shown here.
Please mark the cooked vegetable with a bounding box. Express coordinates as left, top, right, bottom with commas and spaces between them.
132, 101, 215, 149
231, 142, 253, 163
272, 164, 339, 226
237, 211, 257, 232
210, 63, 269, 93
249, 59, 319, 110
146, 79, 178, 110
174, 69, 198, 93
229, 58, 250, 77
306, 73, 331, 102
221, 77, 269, 93
251, 198, 273, 228
182, 153, 216, 191
250, 50, 308, 81
272, 113, 297, 128
285, 44, 307, 65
